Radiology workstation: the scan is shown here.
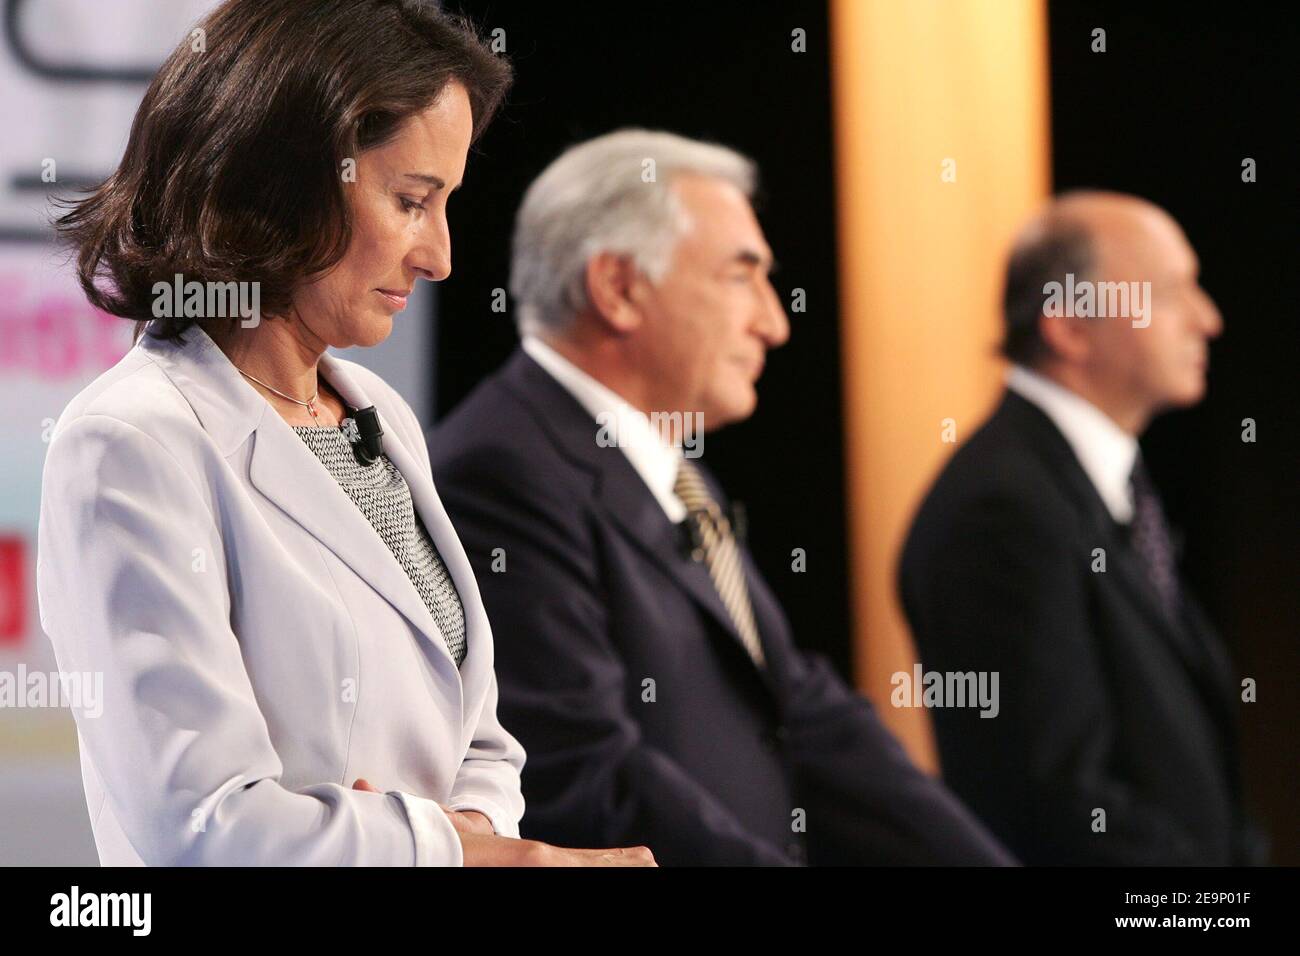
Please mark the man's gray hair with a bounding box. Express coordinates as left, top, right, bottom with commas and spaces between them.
509, 128, 758, 336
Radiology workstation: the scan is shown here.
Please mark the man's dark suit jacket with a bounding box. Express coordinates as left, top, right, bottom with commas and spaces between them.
899, 390, 1266, 865
428, 349, 1014, 865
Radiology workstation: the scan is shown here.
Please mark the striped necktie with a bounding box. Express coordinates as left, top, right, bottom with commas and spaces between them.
674, 459, 766, 668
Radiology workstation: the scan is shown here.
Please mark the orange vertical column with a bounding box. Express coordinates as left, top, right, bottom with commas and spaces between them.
829, 0, 1052, 770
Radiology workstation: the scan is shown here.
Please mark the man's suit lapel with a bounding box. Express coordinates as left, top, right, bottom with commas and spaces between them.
1002, 392, 1233, 716
500, 349, 779, 689
1104, 530, 1239, 743
598, 451, 777, 676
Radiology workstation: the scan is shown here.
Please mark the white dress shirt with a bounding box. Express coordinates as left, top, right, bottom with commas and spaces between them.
1005, 364, 1140, 523
522, 335, 687, 522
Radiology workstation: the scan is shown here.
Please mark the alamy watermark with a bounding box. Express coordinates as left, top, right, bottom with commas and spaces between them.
50, 886, 150, 936
152, 273, 261, 327
891, 664, 999, 718
0, 665, 103, 718
1043, 272, 1151, 328
596, 405, 704, 459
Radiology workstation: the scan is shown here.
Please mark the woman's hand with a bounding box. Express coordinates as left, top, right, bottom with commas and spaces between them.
456, 833, 657, 867
438, 806, 496, 835
352, 778, 656, 866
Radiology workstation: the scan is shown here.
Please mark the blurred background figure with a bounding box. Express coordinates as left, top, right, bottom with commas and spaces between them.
900, 192, 1266, 865
429, 129, 1014, 865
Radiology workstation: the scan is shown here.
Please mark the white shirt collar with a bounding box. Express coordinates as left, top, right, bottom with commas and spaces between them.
1005, 364, 1140, 523
522, 335, 687, 522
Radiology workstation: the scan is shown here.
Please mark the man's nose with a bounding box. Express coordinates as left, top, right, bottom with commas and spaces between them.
756, 279, 790, 347
1197, 286, 1223, 339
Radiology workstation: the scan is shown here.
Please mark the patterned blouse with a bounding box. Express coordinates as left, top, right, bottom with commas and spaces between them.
292, 417, 467, 666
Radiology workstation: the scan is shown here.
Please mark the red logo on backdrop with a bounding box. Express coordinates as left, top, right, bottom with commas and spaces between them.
0, 536, 25, 644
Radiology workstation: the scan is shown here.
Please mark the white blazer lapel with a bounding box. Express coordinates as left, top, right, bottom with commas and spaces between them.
320, 355, 494, 716
375, 406, 494, 713
247, 417, 452, 652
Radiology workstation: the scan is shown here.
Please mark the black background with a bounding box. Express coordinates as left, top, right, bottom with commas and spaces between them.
430, 1, 1297, 863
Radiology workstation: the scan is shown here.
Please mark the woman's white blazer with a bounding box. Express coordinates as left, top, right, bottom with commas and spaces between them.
36, 321, 526, 866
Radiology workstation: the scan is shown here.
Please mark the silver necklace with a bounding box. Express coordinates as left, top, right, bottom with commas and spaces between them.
236, 367, 333, 426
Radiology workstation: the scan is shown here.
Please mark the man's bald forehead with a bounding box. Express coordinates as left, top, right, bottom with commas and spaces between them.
1049, 191, 1181, 242
1014, 191, 1156, 247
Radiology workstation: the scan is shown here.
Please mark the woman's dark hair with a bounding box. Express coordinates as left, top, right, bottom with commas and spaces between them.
55, 0, 511, 343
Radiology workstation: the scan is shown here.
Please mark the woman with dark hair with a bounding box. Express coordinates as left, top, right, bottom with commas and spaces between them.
38, 0, 653, 867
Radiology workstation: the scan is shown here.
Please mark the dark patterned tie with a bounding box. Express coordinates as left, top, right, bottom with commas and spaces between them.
1128, 457, 1182, 619
674, 460, 766, 669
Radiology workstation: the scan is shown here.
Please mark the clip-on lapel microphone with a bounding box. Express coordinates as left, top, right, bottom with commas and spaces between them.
345, 406, 385, 466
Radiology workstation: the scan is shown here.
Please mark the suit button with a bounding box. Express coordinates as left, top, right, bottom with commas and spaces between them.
774, 725, 789, 742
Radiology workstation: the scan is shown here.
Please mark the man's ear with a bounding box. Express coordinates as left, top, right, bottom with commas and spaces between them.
585, 252, 646, 334
1039, 310, 1091, 365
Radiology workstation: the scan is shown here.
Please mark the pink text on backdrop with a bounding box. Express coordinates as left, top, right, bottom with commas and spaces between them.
0, 272, 129, 379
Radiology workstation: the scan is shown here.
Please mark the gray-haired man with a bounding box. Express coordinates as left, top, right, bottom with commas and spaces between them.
429, 129, 1013, 865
